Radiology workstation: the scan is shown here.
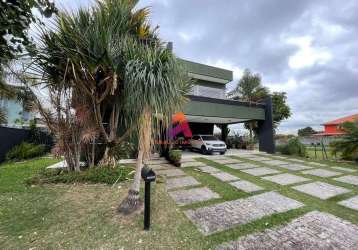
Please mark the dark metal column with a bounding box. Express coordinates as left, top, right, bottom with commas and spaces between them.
258, 97, 275, 154
221, 124, 229, 142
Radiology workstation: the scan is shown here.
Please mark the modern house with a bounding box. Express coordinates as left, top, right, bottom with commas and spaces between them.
178, 59, 275, 153
0, 96, 32, 127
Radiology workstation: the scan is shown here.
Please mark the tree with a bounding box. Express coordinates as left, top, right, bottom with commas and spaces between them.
227, 69, 269, 142
1, 0, 56, 124
227, 69, 291, 140
298, 126, 317, 137
272, 92, 291, 130
331, 121, 358, 162
118, 41, 191, 213
0, 0, 56, 65
29, 0, 156, 166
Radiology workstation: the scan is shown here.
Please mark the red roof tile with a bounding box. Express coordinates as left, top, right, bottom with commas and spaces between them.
323, 114, 358, 125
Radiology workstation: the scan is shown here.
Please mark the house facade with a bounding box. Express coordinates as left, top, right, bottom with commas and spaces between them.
0, 97, 32, 127
178, 59, 275, 153
316, 114, 358, 137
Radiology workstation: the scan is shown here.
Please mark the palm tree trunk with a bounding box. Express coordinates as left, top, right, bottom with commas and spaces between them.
118, 107, 152, 214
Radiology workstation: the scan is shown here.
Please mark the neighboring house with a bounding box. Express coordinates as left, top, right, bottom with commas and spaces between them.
318, 114, 358, 136
176, 58, 275, 153
0, 96, 33, 127
311, 114, 358, 145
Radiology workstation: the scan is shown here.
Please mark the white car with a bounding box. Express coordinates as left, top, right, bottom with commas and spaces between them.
190, 135, 227, 155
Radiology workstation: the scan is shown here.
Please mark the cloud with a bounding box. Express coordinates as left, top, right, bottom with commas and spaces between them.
53, 0, 358, 134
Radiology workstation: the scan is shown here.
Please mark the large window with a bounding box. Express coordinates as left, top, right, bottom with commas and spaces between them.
190, 84, 225, 99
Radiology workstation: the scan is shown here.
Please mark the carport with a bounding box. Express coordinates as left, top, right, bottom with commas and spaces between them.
183, 95, 275, 154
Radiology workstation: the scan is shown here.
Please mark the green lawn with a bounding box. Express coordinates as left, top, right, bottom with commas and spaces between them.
0, 155, 357, 249
305, 146, 338, 160
0, 158, 207, 249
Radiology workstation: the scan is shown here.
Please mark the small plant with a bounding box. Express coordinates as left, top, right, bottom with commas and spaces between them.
168, 149, 182, 167
276, 137, 306, 157
26, 165, 135, 185
6, 142, 47, 161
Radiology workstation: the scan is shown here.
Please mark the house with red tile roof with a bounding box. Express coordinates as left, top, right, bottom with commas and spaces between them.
316, 114, 358, 136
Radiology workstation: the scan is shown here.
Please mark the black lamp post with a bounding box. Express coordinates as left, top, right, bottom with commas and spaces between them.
141, 166, 156, 230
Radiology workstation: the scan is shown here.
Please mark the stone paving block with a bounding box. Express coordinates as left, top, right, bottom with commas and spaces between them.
301, 168, 342, 178
262, 160, 290, 166
277, 164, 313, 171
338, 195, 358, 211
147, 159, 169, 165
168, 187, 220, 206
180, 161, 206, 168
150, 164, 172, 170
241, 167, 281, 176
166, 176, 200, 190
156, 169, 186, 177
262, 173, 310, 185
309, 162, 328, 167
225, 158, 244, 164
226, 163, 259, 170
292, 181, 351, 200
289, 158, 306, 163
216, 211, 358, 250
331, 167, 357, 173
210, 172, 240, 182
180, 158, 198, 163
197, 166, 220, 174
250, 157, 273, 162
184, 191, 303, 235
239, 155, 265, 160
273, 155, 288, 159
214, 159, 242, 164
229, 180, 264, 192
334, 175, 358, 186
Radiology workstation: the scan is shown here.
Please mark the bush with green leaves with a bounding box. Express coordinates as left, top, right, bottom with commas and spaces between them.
331, 121, 358, 162
276, 137, 306, 157
26, 165, 134, 185
6, 142, 47, 161
168, 149, 182, 166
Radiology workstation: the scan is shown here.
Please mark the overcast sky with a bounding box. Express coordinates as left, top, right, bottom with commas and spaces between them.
54, 0, 358, 134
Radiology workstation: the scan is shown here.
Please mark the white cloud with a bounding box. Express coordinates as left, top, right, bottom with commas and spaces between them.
287, 36, 332, 69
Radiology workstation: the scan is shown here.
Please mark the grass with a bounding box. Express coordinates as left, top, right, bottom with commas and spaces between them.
0, 158, 208, 249
0, 154, 357, 249
305, 146, 337, 160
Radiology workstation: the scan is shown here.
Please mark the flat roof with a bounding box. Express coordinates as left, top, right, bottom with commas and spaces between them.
179, 59, 233, 84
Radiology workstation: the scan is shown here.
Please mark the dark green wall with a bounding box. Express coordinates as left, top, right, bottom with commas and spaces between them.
184, 99, 265, 121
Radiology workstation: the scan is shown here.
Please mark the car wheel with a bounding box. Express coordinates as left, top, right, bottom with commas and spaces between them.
201, 146, 207, 155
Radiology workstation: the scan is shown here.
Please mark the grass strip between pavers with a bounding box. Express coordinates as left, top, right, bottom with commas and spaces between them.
196, 157, 358, 225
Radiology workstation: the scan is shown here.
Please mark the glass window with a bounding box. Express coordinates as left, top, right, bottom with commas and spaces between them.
201, 135, 218, 141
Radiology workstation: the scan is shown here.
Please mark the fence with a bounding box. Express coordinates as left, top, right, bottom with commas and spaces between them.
0, 126, 53, 163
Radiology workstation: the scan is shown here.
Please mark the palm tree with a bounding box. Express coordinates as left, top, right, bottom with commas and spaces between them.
227, 69, 269, 142
30, 0, 156, 165
118, 41, 191, 213
331, 121, 358, 162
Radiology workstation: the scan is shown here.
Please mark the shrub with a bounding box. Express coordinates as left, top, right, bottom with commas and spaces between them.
168, 149, 182, 167
26, 165, 135, 185
6, 142, 47, 161
330, 121, 358, 162
276, 137, 306, 157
